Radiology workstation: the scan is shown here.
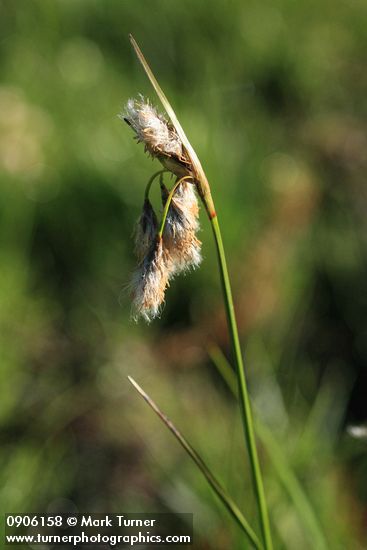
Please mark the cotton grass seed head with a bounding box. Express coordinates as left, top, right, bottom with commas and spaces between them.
133, 198, 158, 262
130, 238, 172, 323
160, 180, 200, 235
122, 96, 204, 322
166, 230, 202, 275
161, 181, 202, 273
122, 97, 193, 178
122, 96, 182, 158
171, 180, 200, 233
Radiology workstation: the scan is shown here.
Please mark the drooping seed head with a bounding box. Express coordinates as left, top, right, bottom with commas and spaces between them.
122, 94, 205, 321
167, 230, 202, 274
130, 238, 172, 322
171, 181, 200, 232
162, 180, 202, 273
134, 198, 158, 261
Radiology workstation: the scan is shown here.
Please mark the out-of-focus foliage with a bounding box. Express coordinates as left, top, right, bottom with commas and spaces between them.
0, 0, 366, 548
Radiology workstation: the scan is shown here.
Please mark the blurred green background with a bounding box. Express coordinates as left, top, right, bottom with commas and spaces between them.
1, 0, 366, 548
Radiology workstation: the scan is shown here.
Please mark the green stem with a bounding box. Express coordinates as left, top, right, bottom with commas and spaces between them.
144, 169, 168, 200
158, 176, 192, 238
210, 215, 273, 550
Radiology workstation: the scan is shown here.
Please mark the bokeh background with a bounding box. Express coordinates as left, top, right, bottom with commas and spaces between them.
1, 0, 366, 548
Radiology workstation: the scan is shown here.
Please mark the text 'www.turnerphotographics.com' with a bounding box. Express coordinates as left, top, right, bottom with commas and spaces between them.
5, 513, 193, 546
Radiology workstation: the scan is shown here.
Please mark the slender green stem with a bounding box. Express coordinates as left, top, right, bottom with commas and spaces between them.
128, 376, 262, 549
158, 175, 192, 238
144, 169, 168, 200
210, 215, 273, 550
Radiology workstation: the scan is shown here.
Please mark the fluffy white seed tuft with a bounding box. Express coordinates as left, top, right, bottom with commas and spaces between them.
133, 198, 158, 262
130, 239, 172, 322
122, 97, 182, 157
162, 181, 202, 273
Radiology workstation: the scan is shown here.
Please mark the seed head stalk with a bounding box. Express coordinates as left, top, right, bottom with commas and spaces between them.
127, 35, 273, 549
158, 175, 192, 238
210, 213, 273, 550
144, 169, 168, 200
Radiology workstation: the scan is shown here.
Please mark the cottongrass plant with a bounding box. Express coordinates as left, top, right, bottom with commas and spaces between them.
123, 35, 273, 549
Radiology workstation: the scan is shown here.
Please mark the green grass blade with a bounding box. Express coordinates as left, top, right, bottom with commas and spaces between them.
208, 346, 329, 549
128, 376, 263, 549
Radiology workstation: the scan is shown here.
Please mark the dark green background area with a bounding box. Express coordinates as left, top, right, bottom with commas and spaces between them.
0, 1, 366, 548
